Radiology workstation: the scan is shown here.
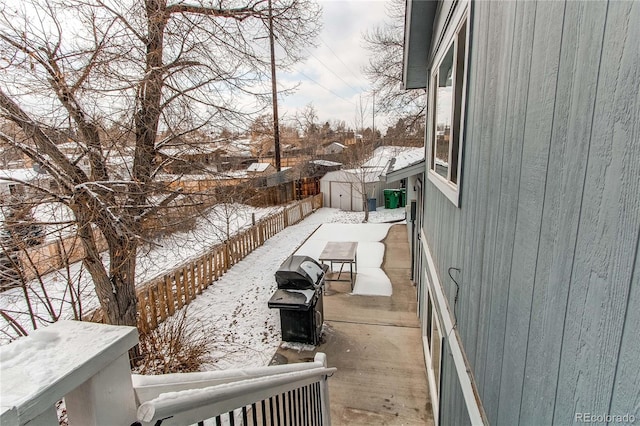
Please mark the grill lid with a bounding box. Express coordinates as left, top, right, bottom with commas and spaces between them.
275, 255, 325, 289
267, 289, 317, 310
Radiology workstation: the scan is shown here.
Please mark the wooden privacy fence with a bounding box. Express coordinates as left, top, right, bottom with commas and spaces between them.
94, 193, 323, 332
17, 228, 108, 281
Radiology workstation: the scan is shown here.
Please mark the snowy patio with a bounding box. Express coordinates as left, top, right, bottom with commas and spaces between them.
273, 221, 433, 425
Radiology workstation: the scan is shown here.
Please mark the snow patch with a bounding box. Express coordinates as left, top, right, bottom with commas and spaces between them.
281, 341, 316, 352
295, 223, 393, 297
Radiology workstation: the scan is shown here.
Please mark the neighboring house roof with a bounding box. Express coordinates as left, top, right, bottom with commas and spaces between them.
0, 168, 40, 184
311, 160, 342, 167
391, 147, 424, 170
247, 162, 273, 172
380, 147, 425, 183
362, 145, 417, 169
56, 141, 88, 151
216, 139, 254, 157
159, 145, 218, 156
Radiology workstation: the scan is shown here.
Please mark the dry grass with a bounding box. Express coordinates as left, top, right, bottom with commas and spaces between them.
134, 309, 213, 374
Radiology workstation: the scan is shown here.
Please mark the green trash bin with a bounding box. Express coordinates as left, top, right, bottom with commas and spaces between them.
384, 189, 399, 209
399, 188, 407, 207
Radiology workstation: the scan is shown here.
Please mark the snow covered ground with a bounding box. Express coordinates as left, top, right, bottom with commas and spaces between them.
0, 204, 406, 372
176, 206, 405, 370
0, 203, 280, 344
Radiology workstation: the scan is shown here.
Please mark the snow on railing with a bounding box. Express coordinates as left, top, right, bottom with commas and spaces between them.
0, 320, 139, 426
1, 320, 334, 426
133, 353, 335, 426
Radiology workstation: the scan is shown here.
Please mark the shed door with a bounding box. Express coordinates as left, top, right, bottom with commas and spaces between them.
330, 181, 352, 210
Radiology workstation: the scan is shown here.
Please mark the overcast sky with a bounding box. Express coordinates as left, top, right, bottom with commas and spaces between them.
277, 0, 392, 130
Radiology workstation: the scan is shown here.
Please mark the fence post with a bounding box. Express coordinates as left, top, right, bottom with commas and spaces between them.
148, 287, 158, 330
224, 243, 230, 271
165, 275, 175, 316
137, 293, 149, 334
175, 271, 184, 310
157, 280, 167, 321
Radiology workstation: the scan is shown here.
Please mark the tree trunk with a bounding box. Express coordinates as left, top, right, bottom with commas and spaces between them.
75, 209, 138, 328
362, 181, 369, 223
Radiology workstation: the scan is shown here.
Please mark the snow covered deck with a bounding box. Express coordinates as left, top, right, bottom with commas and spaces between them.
0, 321, 138, 425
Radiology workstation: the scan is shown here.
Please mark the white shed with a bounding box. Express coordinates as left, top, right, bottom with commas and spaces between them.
320, 168, 395, 211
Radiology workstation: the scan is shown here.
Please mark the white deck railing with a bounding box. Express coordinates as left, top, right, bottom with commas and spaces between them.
0, 321, 334, 426
134, 353, 335, 425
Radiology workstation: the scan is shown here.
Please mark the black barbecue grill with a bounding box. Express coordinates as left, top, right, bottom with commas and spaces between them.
268, 255, 328, 345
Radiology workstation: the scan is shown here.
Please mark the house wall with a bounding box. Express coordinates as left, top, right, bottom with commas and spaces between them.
420, 1, 640, 424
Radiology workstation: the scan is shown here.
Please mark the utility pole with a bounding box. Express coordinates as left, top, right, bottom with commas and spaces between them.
372, 90, 375, 143
268, 0, 281, 171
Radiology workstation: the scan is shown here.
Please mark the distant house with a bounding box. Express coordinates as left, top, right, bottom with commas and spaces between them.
343, 134, 362, 146
0, 168, 46, 199
323, 142, 346, 155
404, 0, 640, 425
247, 162, 276, 174
157, 144, 220, 174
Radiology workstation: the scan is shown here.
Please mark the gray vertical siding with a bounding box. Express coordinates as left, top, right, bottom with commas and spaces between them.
553, 0, 640, 423
521, 1, 609, 423
499, 0, 567, 423
420, 0, 640, 424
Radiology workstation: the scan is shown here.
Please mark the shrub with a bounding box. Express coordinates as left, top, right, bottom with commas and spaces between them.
134, 309, 213, 374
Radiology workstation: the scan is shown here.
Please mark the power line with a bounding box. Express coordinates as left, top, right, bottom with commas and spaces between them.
294, 69, 357, 106
303, 46, 362, 94
319, 36, 368, 91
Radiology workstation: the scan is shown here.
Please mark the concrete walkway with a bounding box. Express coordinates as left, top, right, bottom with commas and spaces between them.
272, 224, 434, 425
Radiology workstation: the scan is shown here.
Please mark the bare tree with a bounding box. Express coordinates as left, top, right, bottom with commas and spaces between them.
363, 0, 425, 127
295, 103, 321, 156
347, 96, 375, 223
0, 202, 92, 343
0, 0, 320, 332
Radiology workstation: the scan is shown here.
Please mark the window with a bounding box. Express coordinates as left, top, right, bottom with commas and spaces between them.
427, 10, 469, 206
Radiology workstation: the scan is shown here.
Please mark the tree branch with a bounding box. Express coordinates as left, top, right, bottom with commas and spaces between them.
165, 2, 264, 21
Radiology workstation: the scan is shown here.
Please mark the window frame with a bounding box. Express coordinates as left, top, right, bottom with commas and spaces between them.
426, 5, 470, 207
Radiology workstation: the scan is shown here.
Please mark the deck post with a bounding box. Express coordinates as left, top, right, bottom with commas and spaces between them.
0, 320, 139, 426
314, 352, 332, 426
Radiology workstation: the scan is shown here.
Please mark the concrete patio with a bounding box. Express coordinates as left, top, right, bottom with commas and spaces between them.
271, 224, 434, 425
